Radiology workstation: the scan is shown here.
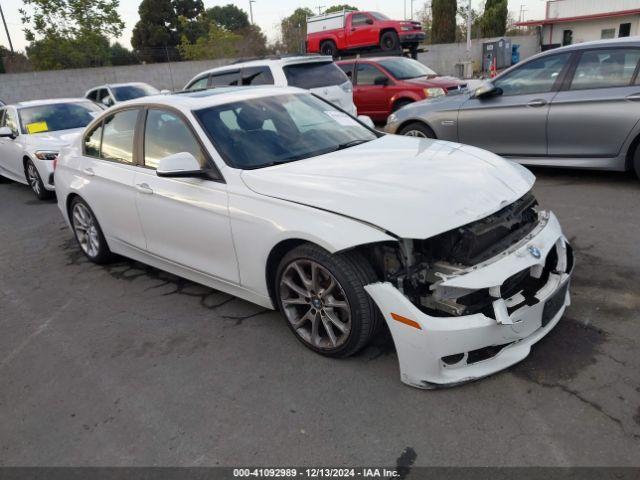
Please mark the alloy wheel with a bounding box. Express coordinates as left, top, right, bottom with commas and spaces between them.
72, 203, 100, 258
404, 129, 427, 138
27, 163, 41, 196
280, 259, 351, 350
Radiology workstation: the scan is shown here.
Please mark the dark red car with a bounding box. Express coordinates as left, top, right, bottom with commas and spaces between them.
337, 56, 465, 122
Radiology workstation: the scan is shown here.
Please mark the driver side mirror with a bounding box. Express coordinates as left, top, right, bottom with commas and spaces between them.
101, 96, 114, 107
374, 76, 389, 86
0, 126, 16, 139
366, 18, 374, 25
471, 82, 503, 99
157, 152, 205, 178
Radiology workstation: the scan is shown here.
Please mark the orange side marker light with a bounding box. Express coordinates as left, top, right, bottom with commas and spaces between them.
391, 313, 422, 330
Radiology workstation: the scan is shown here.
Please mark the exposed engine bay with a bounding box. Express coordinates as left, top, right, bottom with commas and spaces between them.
365, 193, 572, 318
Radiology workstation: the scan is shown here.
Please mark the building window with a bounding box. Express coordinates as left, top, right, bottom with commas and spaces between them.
619, 23, 631, 37
601, 28, 616, 39
562, 30, 573, 46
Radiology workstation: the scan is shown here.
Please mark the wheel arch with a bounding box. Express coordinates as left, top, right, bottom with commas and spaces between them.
625, 130, 640, 171
390, 95, 419, 112
396, 119, 437, 139
265, 238, 317, 309
379, 28, 399, 40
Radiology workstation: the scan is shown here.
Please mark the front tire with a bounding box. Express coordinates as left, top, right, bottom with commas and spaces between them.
275, 243, 382, 358
380, 31, 400, 52
392, 99, 414, 113
25, 159, 53, 200
70, 197, 113, 264
634, 144, 640, 180
398, 121, 436, 138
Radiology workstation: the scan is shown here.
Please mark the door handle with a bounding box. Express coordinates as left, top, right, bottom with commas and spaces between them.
136, 183, 154, 194
83, 167, 95, 176
527, 99, 547, 107
626, 93, 640, 101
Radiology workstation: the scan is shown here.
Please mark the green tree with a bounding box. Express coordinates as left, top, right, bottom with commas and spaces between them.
110, 42, 140, 66
204, 4, 250, 31
323, 4, 357, 14
431, 0, 457, 44
279, 7, 314, 54
178, 23, 240, 60
26, 32, 112, 70
480, 0, 508, 37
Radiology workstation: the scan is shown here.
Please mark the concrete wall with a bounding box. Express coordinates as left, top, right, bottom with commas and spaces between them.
417, 34, 541, 76
541, 14, 640, 45
0, 58, 235, 104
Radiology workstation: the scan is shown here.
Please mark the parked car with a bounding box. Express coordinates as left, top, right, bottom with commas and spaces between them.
85, 82, 160, 108
55, 86, 573, 388
385, 37, 640, 178
0, 98, 103, 199
306, 9, 425, 58
337, 56, 465, 122
184, 56, 357, 115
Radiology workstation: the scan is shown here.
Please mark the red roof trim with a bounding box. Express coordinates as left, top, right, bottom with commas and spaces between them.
516, 8, 640, 26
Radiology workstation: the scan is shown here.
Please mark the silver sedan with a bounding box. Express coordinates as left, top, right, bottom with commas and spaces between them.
385, 37, 640, 179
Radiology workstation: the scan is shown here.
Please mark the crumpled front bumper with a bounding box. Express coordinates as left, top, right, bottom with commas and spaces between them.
365, 211, 573, 389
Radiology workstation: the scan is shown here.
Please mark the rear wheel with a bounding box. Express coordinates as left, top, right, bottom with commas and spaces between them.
275, 243, 382, 358
634, 143, 640, 180
380, 31, 400, 52
25, 159, 53, 200
320, 40, 337, 57
398, 121, 435, 139
70, 197, 113, 264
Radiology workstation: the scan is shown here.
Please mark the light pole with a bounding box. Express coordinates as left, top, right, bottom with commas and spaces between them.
0, 1, 14, 54
317, 5, 325, 15
466, 0, 472, 57
249, 0, 256, 24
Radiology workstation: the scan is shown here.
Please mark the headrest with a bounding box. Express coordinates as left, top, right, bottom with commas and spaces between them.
237, 105, 267, 131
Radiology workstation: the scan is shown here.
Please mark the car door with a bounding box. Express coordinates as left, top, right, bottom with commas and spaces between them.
0, 108, 25, 181
548, 47, 640, 157
79, 108, 146, 249
347, 13, 376, 48
458, 52, 572, 157
354, 62, 392, 119
133, 108, 239, 283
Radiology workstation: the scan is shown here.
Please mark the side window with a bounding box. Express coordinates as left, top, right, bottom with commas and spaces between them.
356, 63, 385, 86
494, 53, 571, 96
352, 13, 370, 26
338, 62, 355, 81
570, 49, 640, 90
188, 76, 209, 90
242, 66, 274, 86
5, 110, 19, 135
86, 90, 98, 101
211, 70, 240, 87
84, 123, 103, 158
101, 109, 138, 164
144, 109, 207, 169
98, 89, 114, 107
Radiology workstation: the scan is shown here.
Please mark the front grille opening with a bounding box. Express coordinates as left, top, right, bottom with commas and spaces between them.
441, 342, 513, 367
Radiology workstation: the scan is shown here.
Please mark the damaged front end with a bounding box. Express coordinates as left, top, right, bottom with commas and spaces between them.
362, 192, 574, 388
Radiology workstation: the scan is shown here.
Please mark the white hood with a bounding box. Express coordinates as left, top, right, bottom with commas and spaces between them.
241, 135, 535, 239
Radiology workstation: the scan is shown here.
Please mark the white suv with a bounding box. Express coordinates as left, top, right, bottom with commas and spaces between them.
184, 56, 357, 115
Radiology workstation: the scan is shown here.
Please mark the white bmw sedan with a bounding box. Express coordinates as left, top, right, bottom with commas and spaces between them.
55, 87, 574, 388
0, 99, 103, 199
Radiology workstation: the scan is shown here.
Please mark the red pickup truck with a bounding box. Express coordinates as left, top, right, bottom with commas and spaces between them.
306, 10, 425, 58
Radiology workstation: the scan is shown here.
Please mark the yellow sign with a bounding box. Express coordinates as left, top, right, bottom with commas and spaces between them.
26, 121, 49, 134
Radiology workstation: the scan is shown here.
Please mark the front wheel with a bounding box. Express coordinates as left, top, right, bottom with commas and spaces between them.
70, 197, 113, 264
275, 243, 382, 358
380, 31, 400, 52
398, 121, 436, 138
634, 144, 640, 180
25, 159, 53, 200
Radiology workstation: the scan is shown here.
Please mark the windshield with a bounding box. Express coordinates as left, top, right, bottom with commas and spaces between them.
378, 58, 437, 79
19, 102, 102, 134
283, 62, 350, 89
195, 93, 377, 170
112, 84, 159, 101
370, 12, 390, 20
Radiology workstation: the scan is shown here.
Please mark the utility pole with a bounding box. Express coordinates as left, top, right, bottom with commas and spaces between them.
317, 5, 325, 15
404, 0, 407, 20
249, 0, 256, 24
466, 0, 472, 57
0, 1, 14, 54
519, 4, 527, 23
410, 0, 415, 19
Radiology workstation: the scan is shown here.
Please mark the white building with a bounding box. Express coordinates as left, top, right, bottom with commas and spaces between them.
517, 0, 640, 50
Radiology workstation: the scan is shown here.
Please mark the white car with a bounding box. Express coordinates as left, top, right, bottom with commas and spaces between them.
184, 56, 358, 115
0, 99, 103, 200
55, 87, 574, 388
85, 82, 160, 108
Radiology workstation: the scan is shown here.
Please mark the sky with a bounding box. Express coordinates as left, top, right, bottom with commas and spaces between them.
0, 0, 546, 53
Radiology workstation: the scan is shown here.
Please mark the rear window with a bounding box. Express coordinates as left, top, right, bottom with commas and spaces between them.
112, 84, 159, 101
283, 62, 349, 89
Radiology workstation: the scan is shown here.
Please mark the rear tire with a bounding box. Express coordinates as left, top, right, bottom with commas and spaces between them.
69, 197, 114, 264
275, 243, 382, 358
320, 40, 337, 57
380, 31, 400, 52
634, 144, 640, 180
25, 159, 53, 200
398, 121, 436, 139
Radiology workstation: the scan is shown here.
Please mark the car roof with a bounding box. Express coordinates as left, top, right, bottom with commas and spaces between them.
89, 82, 154, 90
336, 56, 414, 63
192, 55, 334, 77
122, 86, 306, 111
13, 98, 94, 109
